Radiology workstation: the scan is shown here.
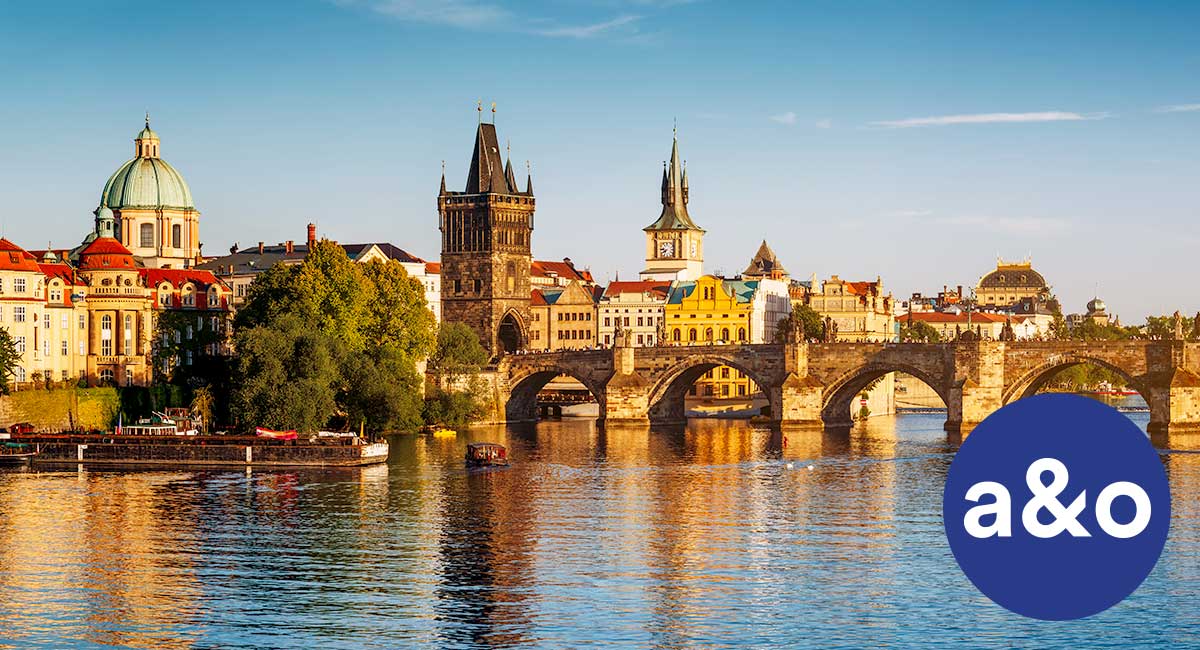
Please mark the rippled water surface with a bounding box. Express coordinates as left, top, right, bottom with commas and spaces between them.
1, 410, 1198, 649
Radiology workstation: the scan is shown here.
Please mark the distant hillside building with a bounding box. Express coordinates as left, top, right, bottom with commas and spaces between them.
975, 258, 1052, 309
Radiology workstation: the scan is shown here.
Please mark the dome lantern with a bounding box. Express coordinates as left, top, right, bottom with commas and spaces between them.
135, 112, 160, 158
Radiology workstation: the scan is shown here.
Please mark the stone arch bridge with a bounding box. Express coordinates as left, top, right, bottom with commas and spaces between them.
492, 340, 1200, 438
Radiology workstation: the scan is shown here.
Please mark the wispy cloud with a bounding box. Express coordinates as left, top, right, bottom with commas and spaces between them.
931, 215, 1069, 234
881, 209, 932, 218
535, 14, 639, 38
1154, 103, 1200, 113
770, 111, 797, 125
869, 111, 1107, 128
815, 118, 832, 129
342, 0, 646, 39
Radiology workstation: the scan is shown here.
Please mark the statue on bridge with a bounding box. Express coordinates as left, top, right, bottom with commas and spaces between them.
1000, 314, 1016, 342
822, 316, 838, 343
1174, 311, 1185, 340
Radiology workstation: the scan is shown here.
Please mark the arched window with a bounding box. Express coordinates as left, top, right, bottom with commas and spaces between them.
688, 328, 697, 342
101, 315, 113, 356
721, 327, 730, 342
123, 314, 133, 355
506, 262, 516, 294
672, 328, 681, 342
139, 223, 154, 248
738, 327, 747, 341
705, 327, 714, 342
100, 369, 114, 384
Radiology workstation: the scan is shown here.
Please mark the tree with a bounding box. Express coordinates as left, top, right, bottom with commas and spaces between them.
776, 304, 824, 342
0, 329, 20, 395
191, 386, 215, 433
230, 316, 344, 432
900, 320, 941, 343
340, 344, 425, 434
289, 240, 372, 350
360, 260, 436, 360
430, 321, 488, 383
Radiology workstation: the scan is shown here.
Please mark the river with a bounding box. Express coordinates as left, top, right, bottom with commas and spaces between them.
1, 406, 1197, 648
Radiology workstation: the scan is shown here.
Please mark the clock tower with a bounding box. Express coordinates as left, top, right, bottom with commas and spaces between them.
639, 131, 704, 282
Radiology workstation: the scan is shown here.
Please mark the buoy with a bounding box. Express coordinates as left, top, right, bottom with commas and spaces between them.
786, 462, 794, 470
807, 464, 815, 471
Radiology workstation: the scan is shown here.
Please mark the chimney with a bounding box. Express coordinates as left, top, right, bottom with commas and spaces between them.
957, 285, 963, 297
258, 242, 264, 254
286, 240, 294, 254
307, 223, 317, 247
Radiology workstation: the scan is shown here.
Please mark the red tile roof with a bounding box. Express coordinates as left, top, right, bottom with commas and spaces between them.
843, 281, 877, 296
531, 259, 592, 283
0, 238, 41, 272
79, 237, 133, 256
424, 261, 441, 275
906, 311, 1009, 324
38, 263, 81, 286
141, 268, 227, 289
531, 289, 549, 306
602, 281, 670, 299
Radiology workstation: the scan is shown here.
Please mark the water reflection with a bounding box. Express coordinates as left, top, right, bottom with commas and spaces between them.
0, 412, 1196, 648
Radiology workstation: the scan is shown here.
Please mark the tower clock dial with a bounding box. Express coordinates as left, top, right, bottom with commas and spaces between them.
659, 240, 675, 258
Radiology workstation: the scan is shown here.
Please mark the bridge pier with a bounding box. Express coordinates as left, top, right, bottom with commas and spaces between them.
771, 373, 824, 427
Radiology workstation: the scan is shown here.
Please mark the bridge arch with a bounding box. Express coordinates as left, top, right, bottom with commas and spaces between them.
505, 362, 606, 423
821, 363, 952, 428
1003, 355, 1149, 403
645, 353, 777, 425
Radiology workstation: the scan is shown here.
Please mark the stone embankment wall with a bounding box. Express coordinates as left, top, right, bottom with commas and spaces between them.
0, 388, 119, 431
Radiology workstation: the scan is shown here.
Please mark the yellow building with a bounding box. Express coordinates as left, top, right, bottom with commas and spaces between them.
974, 257, 1051, 309
528, 280, 599, 351
808, 275, 897, 342
663, 275, 791, 399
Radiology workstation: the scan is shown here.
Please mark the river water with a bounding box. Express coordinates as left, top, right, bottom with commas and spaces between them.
1, 407, 1197, 648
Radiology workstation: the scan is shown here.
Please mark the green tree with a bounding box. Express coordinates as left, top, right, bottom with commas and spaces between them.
900, 320, 941, 343
0, 329, 20, 395
230, 316, 344, 432
776, 303, 824, 342
290, 240, 372, 350
340, 344, 425, 434
191, 386, 215, 433
360, 260, 436, 359
430, 321, 488, 382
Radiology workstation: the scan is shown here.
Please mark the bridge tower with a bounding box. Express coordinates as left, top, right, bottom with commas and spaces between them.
438, 116, 535, 357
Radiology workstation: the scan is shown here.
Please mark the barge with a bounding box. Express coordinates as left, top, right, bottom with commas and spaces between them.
3, 432, 389, 468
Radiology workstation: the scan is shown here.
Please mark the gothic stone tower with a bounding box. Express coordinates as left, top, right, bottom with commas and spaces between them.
439, 122, 535, 357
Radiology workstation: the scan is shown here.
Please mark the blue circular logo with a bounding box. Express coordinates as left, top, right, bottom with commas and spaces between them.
943, 393, 1170, 620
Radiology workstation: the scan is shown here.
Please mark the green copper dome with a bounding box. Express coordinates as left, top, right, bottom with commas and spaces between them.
100, 120, 195, 211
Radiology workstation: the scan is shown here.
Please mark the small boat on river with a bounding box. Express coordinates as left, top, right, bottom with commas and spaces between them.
433, 428, 457, 438
0, 443, 35, 465
466, 442, 509, 468
255, 427, 299, 441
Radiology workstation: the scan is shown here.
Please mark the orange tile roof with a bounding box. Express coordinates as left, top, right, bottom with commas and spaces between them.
602, 281, 670, 299
424, 261, 441, 274
38, 262, 82, 286
531, 259, 592, 283
0, 238, 41, 272
530, 289, 549, 306
142, 268, 227, 289
906, 311, 1009, 324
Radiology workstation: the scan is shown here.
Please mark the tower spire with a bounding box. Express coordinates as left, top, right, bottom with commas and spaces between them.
525, 159, 533, 194
439, 160, 447, 196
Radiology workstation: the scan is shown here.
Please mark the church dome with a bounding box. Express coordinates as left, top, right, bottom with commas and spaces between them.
99, 119, 195, 211
1087, 297, 1106, 313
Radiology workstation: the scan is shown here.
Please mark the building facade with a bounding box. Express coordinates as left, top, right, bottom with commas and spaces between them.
975, 257, 1053, 309
598, 280, 669, 347
640, 133, 704, 282
809, 275, 897, 342
438, 121, 535, 356
528, 280, 600, 351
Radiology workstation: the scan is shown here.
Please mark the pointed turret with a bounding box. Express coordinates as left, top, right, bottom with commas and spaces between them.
465, 123, 512, 194
439, 161, 447, 196
504, 158, 517, 193
742, 240, 788, 279
644, 131, 702, 232
525, 161, 534, 195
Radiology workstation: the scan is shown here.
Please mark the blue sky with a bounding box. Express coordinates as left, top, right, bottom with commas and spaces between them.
1, 1, 1197, 320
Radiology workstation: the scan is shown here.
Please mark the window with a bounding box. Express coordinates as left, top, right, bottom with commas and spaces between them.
43, 314, 50, 329
672, 328, 681, 342
14, 278, 26, 293
721, 367, 730, 379
15, 336, 25, 353
61, 314, 68, 329
721, 327, 730, 342
99, 369, 114, 383
688, 328, 697, 342
705, 327, 714, 342
160, 292, 172, 307
738, 327, 746, 342
43, 338, 49, 356
604, 317, 610, 327
50, 288, 62, 302
78, 314, 85, 330
186, 325, 194, 340
140, 223, 155, 248
101, 315, 112, 356
125, 368, 134, 386
124, 314, 134, 355
738, 384, 746, 396
172, 224, 182, 249
61, 370, 68, 381
14, 306, 26, 323
15, 367, 25, 382
78, 340, 85, 355
0, 306, 4, 321
637, 334, 644, 345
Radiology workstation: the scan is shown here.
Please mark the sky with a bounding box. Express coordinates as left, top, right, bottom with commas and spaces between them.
1, 0, 1197, 320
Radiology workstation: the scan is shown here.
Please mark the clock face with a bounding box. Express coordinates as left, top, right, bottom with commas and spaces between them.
659, 240, 675, 258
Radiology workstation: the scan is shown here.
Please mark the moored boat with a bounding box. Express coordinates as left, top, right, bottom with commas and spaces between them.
255, 427, 299, 440
466, 442, 509, 468
0, 443, 35, 465
433, 428, 457, 438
